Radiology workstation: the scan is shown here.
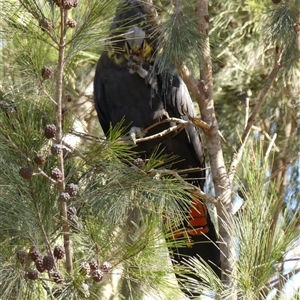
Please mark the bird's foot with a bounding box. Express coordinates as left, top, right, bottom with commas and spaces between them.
127, 55, 149, 78
129, 126, 143, 144
128, 56, 158, 92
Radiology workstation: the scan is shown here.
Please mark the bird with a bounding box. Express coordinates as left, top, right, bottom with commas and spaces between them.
94, 0, 221, 297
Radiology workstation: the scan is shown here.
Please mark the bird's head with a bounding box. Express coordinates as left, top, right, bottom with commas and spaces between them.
124, 26, 152, 59
107, 0, 155, 64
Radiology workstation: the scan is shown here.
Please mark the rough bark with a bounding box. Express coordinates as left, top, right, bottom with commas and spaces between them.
196, 0, 235, 289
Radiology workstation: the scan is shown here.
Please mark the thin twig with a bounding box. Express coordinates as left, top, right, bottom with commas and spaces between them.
252, 125, 280, 152
264, 152, 300, 183
218, 130, 235, 154
264, 267, 300, 289
229, 58, 280, 183
61, 140, 86, 160
245, 97, 249, 130
279, 54, 300, 68
135, 123, 186, 143
41, 87, 57, 105
191, 117, 212, 132
264, 133, 277, 162
36, 168, 57, 184
70, 117, 214, 146
143, 116, 211, 133
56, 6, 72, 274
69, 129, 104, 142
229, 52, 300, 183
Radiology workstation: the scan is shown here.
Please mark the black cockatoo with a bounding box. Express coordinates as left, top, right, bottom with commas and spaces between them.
94, 0, 221, 297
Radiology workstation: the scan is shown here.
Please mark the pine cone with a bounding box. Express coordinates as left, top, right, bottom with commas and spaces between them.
51, 168, 62, 181
27, 270, 39, 280
65, 94, 73, 102
54, 0, 78, 9
16, 250, 27, 264
39, 18, 53, 31
34, 154, 46, 165
41, 66, 54, 80
132, 158, 145, 171
53, 245, 65, 260
44, 124, 56, 139
19, 166, 33, 180
43, 255, 55, 271
79, 262, 91, 276
89, 260, 98, 271
51, 271, 64, 283
133, 158, 145, 168
51, 144, 62, 156
67, 206, 77, 216
67, 19, 77, 28
30, 249, 41, 262
72, 0, 79, 8
100, 261, 112, 272
59, 192, 71, 202
51, 144, 70, 157
53, 0, 62, 7
65, 183, 79, 197
92, 269, 104, 282
35, 257, 45, 272
63, 0, 78, 9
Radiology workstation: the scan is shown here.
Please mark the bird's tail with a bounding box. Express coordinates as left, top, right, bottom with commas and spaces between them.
166, 196, 221, 282
171, 199, 211, 239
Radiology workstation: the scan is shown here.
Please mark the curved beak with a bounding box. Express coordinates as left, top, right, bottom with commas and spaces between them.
125, 26, 146, 55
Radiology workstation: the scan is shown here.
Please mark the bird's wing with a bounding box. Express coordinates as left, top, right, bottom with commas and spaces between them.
158, 68, 205, 169
94, 58, 110, 136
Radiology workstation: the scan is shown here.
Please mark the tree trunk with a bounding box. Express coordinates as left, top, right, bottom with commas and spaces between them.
196, 0, 236, 292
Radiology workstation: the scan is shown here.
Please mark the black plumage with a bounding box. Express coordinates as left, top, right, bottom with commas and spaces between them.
94, 0, 221, 297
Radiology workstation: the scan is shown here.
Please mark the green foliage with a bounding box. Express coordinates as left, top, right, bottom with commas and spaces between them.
154, 0, 207, 72
264, 6, 298, 61
0, 90, 193, 298
0, 0, 299, 299
211, 0, 299, 157
182, 146, 300, 299
235, 164, 299, 298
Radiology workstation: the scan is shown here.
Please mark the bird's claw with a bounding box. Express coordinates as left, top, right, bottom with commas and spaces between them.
129, 126, 143, 144
127, 55, 149, 79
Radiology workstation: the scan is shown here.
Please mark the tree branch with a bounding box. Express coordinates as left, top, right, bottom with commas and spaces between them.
195, 0, 234, 289
264, 152, 300, 183
229, 59, 280, 183
135, 123, 186, 143
178, 64, 204, 104
228, 52, 300, 183
56, 6, 72, 274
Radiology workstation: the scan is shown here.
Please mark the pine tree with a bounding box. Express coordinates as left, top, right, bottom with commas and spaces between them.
0, 0, 300, 299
